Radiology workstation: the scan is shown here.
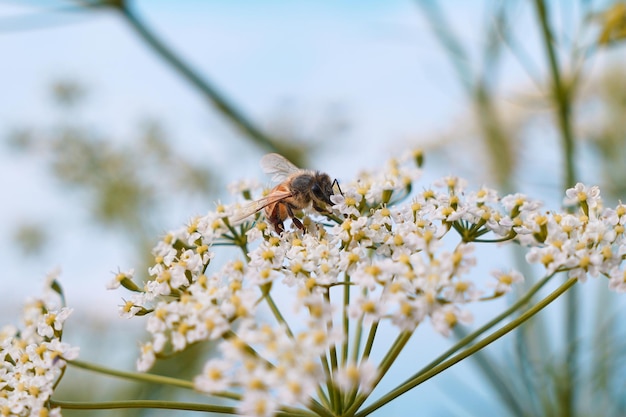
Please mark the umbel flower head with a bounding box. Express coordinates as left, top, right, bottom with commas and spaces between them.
114, 151, 626, 417
0, 271, 79, 417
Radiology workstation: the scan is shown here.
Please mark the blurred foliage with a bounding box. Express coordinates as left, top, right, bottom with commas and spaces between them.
416, 1, 516, 191
596, 2, 626, 45
13, 221, 48, 256
582, 67, 626, 200
6, 79, 214, 278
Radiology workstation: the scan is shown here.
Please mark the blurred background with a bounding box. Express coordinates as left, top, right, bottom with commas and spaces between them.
2, 0, 626, 415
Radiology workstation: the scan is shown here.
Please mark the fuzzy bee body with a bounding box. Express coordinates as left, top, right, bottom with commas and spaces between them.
233, 154, 339, 233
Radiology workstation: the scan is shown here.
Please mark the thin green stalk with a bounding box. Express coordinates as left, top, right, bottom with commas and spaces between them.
361, 321, 379, 360
511, 246, 550, 417
68, 359, 240, 401
455, 326, 526, 417
415, 0, 472, 92
50, 399, 236, 414
342, 272, 351, 367
323, 291, 340, 373
319, 351, 337, 412
304, 399, 335, 417
69, 359, 191, 389
114, 3, 280, 154
533, 2, 578, 415
346, 331, 413, 416
356, 277, 577, 417
315, 385, 331, 410
330, 345, 343, 415
276, 410, 319, 417
264, 292, 294, 339
322, 289, 342, 415
350, 315, 365, 363
533, 0, 577, 188
63, 362, 327, 416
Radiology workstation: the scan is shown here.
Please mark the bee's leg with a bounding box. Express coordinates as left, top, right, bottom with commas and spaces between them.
267, 204, 285, 234
286, 204, 305, 231
274, 221, 285, 234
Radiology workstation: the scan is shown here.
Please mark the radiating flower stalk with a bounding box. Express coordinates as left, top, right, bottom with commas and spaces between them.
4, 151, 626, 416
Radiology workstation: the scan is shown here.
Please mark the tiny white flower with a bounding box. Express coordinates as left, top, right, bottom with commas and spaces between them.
490, 269, 524, 294
137, 342, 157, 372
107, 268, 136, 290
331, 191, 362, 217
608, 267, 626, 293
195, 359, 233, 393
238, 390, 278, 417
36, 307, 73, 339
431, 305, 473, 337
564, 183, 601, 209
335, 360, 378, 394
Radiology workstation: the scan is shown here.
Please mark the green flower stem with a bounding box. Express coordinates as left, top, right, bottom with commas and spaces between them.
342, 272, 352, 367
323, 290, 342, 415
323, 290, 340, 372
52, 363, 66, 391
114, 3, 281, 154
350, 315, 365, 364
533, 0, 577, 189
315, 385, 331, 410
533, 1, 578, 414
346, 331, 413, 416
50, 399, 236, 414
264, 292, 294, 339
361, 321, 379, 360
355, 277, 577, 417
319, 351, 336, 411
283, 401, 329, 417
69, 359, 190, 389
284, 406, 326, 417
66, 361, 320, 416
68, 359, 243, 401
330, 345, 342, 414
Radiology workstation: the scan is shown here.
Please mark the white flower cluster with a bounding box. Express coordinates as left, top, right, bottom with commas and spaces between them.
114, 151, 626, 416
0, 273, 78, 417
524, 184, 626, 287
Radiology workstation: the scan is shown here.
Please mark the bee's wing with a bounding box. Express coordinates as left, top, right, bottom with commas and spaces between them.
260, 153, 301, 182
231, 191, 292, 223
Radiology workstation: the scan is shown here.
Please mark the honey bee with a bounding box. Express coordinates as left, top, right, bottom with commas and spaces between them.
233, 153, 341, 233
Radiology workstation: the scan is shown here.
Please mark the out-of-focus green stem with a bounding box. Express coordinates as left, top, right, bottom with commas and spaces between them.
533, 2, 578, 415
69, 359, 192, 390
415, 0, 514, 191
112, 2, 281, 154
345, 331, 412, 416
52, 399, 318, 416
533, 0, 577, 188
51, 399, 237, 413
264, 292, 294, 338
342, 273, 351, 367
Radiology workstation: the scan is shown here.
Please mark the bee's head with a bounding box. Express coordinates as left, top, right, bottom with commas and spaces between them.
312, 172, 338, 205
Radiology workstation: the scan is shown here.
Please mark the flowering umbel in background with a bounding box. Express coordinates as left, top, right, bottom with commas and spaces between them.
107, 151, 626, 417
0, 271, 78, 417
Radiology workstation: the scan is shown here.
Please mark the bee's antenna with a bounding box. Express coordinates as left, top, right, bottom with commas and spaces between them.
332, 178, 343, 196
